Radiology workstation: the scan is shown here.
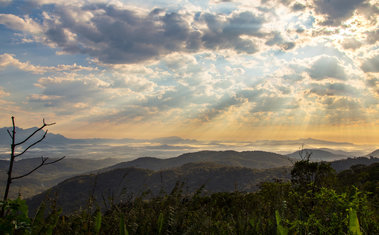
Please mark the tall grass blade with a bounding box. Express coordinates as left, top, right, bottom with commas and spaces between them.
348, 208, 362, 235
95, 210, 102, 235
119, 215, 128, 235
157, 212, 164, 234
275, 210, 288, 235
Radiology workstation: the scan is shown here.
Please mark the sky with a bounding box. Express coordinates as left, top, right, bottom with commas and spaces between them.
0, 0, 378, 152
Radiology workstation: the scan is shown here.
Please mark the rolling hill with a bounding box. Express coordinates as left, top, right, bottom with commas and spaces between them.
27, 162, 292, 214
102, 150, 294, 171
286, 149, 350, 161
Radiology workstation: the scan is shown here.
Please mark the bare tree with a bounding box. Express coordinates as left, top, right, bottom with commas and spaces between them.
1, 116, 65, 216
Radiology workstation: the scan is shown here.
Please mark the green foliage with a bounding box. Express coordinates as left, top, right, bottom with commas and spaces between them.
119, 215, 128, 235
348, 208, 362, 235
0, 197, 62, 235
275, 210, 288, 235
0, 197, 31, 234
1, 161, 378, 234
94, 210, 102, 235
157, 212, 164, 234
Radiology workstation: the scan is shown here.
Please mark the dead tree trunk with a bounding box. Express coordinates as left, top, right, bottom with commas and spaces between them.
1, 116, 65, 216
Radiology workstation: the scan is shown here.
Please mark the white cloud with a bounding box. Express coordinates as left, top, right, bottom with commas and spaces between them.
0, 53, 96, 74
361, 54, 379, 73
308, 56, 347, 80
0, 14, 42, 34
0, 87, 10, 97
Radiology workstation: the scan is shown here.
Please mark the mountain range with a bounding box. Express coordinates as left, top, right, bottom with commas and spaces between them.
102, 150, 293, 171
0, 126, 378, 215
24, 151, 379, 214
1, 127, 374, 160
27, 162, 292, 214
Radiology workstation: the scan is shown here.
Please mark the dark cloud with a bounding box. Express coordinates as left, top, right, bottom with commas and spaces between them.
366, 29, 379, 44
198, 94, 244, 122
313, 0, 366, 26
236, 88, 264, 102
250, 96, 298, 113
308, 56, 347, 80
366, 78, 378, 88
342, 38, 362, 50
308, 82, 358, 97
265, 31, 295, 50
37, 4, 267, 64
200, 11, 264, 53
309, 97, 365, 125
361, 55, 379, 73
291, 2, 306, 11
321, 97, 360, 111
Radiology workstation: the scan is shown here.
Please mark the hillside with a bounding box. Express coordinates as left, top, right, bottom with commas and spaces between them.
367, 149, 379, 157
286, 149, 350, 161
27, 163, 291, 214
330, 156, 379, 172
0, 157, 120, 198
103, 150, 293, 171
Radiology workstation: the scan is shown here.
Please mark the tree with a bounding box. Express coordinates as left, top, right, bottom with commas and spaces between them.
290, 147, 336, 192
1, 116, 65, 216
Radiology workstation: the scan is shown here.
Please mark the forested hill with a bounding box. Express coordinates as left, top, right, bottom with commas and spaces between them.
102, 150, 293, 172
330, 156, 379, 172
27, 162, 291, 214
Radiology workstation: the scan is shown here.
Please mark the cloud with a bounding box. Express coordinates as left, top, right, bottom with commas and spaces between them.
0, 14, 42, 34
342, 38, 362, 50
291, 2, 306, 11
199, 11, 264, 53
307, 82, 359, 97
265, 32, 296, 50
111, 71, 156, 92
198, 94, 244, 122
29, 75, 111, 108
0, 3, 272, 64
365, 77, 379, 95
0, 53, 96, 74
308, 56, 347, 80
309, 96, 365, 125
361, 54, 379, 73
0, 0, 12, 5
366, 29, 379, 44
151, 136, 200, 145
0, 87, 10, 98
313, 0, 366, 26
250, 96, 298, 113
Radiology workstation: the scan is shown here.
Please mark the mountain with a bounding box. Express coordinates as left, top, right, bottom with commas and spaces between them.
317, 148, 361, 157
0, 150, 292, 199
330, 156, 379, 172
25, 152, 379, 214
0, 157, 120, 198
0, 127, 75, 147
103, 150, 294, 171
367, 149, 379, 157
27, 163, 292, 214
286, 149, 349, 161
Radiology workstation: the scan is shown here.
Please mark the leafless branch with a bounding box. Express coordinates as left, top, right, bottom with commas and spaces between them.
6, 129, 13, 139
12, 156, 65, 180
15, 120, 55, 146
2, 116, 60, 217
14, 130, 48, 158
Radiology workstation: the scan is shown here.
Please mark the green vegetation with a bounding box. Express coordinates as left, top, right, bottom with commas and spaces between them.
1, 159, 378, 234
